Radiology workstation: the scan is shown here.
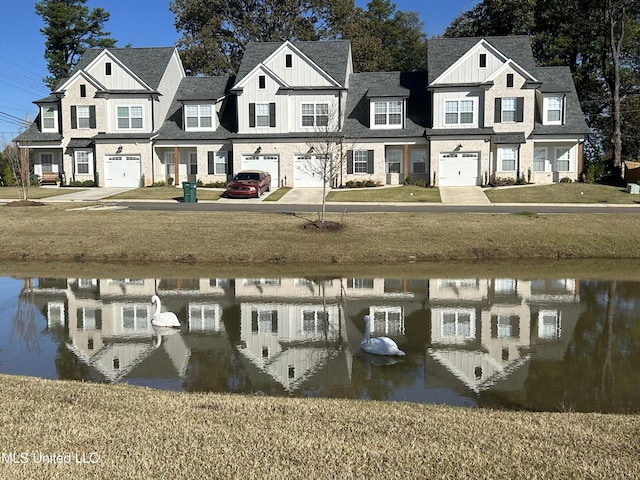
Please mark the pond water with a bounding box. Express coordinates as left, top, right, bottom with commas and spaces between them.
1, 269, 639, 413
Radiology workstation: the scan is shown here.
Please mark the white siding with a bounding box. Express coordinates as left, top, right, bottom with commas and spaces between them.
432, 89, 484, 129
87, 56, 147, 90
154, 50, 186, 131
436, 46, 506, 85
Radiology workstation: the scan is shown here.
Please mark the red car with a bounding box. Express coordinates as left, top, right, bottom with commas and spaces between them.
225, 170, 272, 198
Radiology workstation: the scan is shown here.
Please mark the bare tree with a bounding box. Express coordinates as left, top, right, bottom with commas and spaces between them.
302, 109, 358, 224
3, 140, 31, 201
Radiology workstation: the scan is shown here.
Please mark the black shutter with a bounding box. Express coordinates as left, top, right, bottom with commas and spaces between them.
71, 106, 77, 129
516, 97, 524, 123
347, 150, 353, 174
249, 103, 256, 127
562, 95, 567, 125
207, 151, 214, 174
367, 150, 374, 174
494, 98, 502, 123
269, 103, 276, 127
89, 106, 96, 128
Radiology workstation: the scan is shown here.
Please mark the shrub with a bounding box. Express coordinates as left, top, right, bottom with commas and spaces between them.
582, 162, 604, 183
559, 177, 573, 183
167, 176, 174, 186
493, 177, 516, 186
151, 181, 166, 187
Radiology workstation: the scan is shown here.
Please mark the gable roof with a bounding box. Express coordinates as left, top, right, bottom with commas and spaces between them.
60, 47, 178, 92
427, 35, 536, 85
234, 40, 351, 88
531, 66, 590, 135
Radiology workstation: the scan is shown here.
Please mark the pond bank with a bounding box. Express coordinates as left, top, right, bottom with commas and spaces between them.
0, 374, 637, 479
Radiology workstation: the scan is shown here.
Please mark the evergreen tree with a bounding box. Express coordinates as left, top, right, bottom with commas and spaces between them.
35, 0, 116, 90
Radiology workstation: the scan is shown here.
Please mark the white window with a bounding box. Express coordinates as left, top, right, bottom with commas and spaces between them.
209, 151, 227, 175
256, 103, 270, 127
188, 152, 198, 175
411, 149, 427, 174
544, 97, 563, 124
301, 103, 328, 127
444, 100, 474, 125
185, 104, 213, 130
76, 106, 91, 129
373, 100, 403, 127
499, 146, 518, 172
41, 106, 57, 131
353, 150, 369, 174
117, 105, 143, 129
533, 147, 548, 172
75, 150, 92, 175
501, 98, 517, 123
556, 147, 570, 171
40, 153, 54, 173
386, 148, 402, 174
164, 152, 175, 177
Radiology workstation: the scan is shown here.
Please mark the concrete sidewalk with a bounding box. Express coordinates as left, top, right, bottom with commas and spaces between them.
275, 186, 491, 205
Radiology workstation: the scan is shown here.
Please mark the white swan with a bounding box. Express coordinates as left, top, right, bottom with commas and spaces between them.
151, 295, 180, 328
360, 314, 405, 356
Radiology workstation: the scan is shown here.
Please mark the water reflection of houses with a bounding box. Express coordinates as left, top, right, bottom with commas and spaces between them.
29, 277, 239, 384
25, 275, 582, 403
234, 278, 351, 395
427, 277, 580, 400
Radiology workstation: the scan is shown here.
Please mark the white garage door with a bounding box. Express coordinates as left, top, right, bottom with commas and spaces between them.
104, 155, 141, 187
241, 155, 279, 188
294, 155, 328, 187
438, 153, 480, 186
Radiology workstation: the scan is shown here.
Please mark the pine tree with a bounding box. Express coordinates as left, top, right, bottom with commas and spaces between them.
35, 0, 116, 90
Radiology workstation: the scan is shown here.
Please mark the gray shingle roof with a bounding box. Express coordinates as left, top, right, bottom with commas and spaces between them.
63, 47, 177, 91
343, 71, 428, 139
531, 66, 590, 135
155, 76, 237, 141
427, 35, 536, 84
234, 41, 351, 88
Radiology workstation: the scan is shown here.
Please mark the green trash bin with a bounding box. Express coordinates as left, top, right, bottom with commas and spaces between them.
182, 181, 197, 203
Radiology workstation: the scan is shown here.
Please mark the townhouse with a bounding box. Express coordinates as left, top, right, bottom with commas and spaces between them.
15, 35, 588, 189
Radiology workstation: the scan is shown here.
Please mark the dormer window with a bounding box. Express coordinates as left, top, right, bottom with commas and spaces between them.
372, 100, 403, 128
185, 104, 213, 130
543, 96, 563, 125
479, 53, 487, 68
301, 103, 329, 127
41, 105, 57, 131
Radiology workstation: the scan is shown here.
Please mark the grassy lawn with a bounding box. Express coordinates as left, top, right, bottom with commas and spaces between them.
263, 186, 291, 201
0, 374, 636, 479
0, 186, 87, 199
2, 205, 640, 266
107, 185, 224, 201
484, 182, 639, 204
326, 185, 441, 202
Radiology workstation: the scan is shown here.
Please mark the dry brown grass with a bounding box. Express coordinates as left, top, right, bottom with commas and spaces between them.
0, 375, 637, 480
1, 205, 640, 265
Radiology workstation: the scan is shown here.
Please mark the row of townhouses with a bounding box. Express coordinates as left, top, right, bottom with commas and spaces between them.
16, 35, 589, 189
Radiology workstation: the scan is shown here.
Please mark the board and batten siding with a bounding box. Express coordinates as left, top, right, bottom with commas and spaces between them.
154, 50, 186, 132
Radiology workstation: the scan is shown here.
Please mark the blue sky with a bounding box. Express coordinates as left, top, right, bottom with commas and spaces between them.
0, 0, 479, 142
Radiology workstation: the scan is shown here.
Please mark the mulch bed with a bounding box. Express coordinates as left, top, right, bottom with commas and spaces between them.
5, 200, 46, 207
302, 221, 344, 231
